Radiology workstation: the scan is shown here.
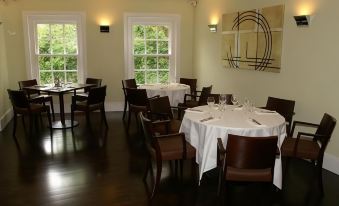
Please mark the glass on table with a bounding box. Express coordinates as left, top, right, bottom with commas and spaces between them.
219, 94, 227, 111
231, 95, 239, 105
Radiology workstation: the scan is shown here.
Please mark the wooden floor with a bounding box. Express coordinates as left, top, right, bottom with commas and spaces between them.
0, 112, 338, 206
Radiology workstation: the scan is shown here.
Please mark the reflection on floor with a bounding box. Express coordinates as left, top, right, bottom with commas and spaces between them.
0, 112, 338, 206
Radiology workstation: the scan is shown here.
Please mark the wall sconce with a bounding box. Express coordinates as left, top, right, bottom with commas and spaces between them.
294, 15, 310, 27
100, 25, 110, 33
208, 24, 217, 32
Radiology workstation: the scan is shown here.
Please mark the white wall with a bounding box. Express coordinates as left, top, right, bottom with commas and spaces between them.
194, 0, 339, 161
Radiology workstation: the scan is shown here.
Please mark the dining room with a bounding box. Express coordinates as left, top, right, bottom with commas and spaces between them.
1, 0, 339, 205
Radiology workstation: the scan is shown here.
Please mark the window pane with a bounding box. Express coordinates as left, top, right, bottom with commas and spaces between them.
133, 25, 144, 39
54, 71, 65, 83
40, 72, 53, 84
66, 72, 78, 83
158, 41, 169, 54
51, 24, 64, 54
158, 26, 168, 39
146, 40, 157, 54
134, 56, 145, 70
145, 26, 157, 39
37, 24, 51, 54
39, 56, 51, 70
134, 40, 145, 54
146, 71, 157, 84
146, 57, 157, 69
65, 56, 77, 70
158, 57, 169, 70
159, 71, 169, 83
135, 71, 145, 85
64, 24, 77, 54
52, 56, 65, 70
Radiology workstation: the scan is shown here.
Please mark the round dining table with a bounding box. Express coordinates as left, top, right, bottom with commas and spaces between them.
139, 83, 190, 106
179, 104, 287, 189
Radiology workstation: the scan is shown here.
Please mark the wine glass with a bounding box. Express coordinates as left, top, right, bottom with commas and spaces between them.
219, 94, 227, 111
231, 95, 238, 105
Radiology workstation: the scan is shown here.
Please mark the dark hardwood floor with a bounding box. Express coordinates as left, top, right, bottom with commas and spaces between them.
0, 112, 338, 206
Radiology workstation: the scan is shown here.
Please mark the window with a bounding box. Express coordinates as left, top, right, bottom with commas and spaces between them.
23, 12, 86, 84
124, 14, 180, 85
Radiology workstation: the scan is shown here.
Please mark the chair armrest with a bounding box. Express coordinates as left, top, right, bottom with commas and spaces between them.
290, 120, 319, 137
156, 132, 187, 158
148, 95, 160, 100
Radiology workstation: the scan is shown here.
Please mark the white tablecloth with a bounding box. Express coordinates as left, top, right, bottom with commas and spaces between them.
179, 105, 287, 189
139, 83, 190, 106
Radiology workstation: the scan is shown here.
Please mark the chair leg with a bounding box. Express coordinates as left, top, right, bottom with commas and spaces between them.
28, 115, 33, 137
71, 106, 75, 129
150, 158, 162, 200
12, 113, 17, 137
317, 161, 324, 196
143, 157, 151, 181
101, 106, 108, 128
122, 98, 127, 120
46, 109, 53, 137
127, 110, 132, 131
86, 110, 90, 125
49, 98, 55, 121
180, 159, 184, 181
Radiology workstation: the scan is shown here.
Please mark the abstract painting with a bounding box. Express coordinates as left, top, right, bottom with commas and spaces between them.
221, 5, 284, 72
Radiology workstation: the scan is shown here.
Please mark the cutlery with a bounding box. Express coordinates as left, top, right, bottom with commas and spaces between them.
200, 117, 214, 122
259, 110, 276, 113
188, 108, 204, 112
251, 118, 261, 125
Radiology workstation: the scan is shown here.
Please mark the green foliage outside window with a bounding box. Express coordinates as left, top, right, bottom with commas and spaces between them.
133, 24, 170, 85
37, 23, 78, 85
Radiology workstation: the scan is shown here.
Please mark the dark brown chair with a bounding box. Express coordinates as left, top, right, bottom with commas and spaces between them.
217, 134, 278, 203
281, 113, 336, 196
177, 85, 212, 118
71, 85, 108, 129
73, 77, 102, 101
148, 96, 182, 134
7, 89, 52, 137
263, 96, 295, 135
125, 88, 158, 131
179, 78, 197, 96
18, 79, 55, 120
139, 112, 196, 199
209, 94, 233, 105
122, 79, 138, 120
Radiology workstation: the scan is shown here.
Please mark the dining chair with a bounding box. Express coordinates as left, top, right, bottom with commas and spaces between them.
71, 85, 108, 129
125, 88, 158, 132
281, 113, 336, 196
122, 79, 138, 121
179, 78, 197, 96
139, 112, 196, 200
263, 96, 295, 135
177, 85, 212, 118
18, 79, 55, 120
73, 77, 102, 102
217, 134, 278, 204
148, 96, 182, 134
7, 89, 53, 137
208, 94, 233, 105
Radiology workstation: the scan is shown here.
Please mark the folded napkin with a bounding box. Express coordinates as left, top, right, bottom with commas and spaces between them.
199, 117, 221, 123
186, 108, 205, 113
247, 118, 267, 127
255, 110, 277, 115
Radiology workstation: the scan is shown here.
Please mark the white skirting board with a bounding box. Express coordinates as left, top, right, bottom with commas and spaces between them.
0, 108, 13, 131
1, 103, 339, 176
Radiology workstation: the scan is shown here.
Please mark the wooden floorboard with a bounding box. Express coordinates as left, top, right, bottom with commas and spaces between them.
0, 112, 338, 206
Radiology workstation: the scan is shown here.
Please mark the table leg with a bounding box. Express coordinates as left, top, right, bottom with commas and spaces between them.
59, 93, 65, 125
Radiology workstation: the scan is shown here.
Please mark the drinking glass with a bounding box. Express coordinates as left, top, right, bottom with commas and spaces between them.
231, 95, 238, 105
219, 94, 227, 111
207, 97, 215, 109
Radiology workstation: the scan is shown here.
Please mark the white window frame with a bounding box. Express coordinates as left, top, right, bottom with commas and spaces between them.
23, 12, 87, 83
124, 13, 180, 83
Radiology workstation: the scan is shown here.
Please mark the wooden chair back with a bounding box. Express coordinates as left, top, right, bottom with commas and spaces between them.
18, 79, 40, 96
315, 113, 337, 153
198, 85, 213, 105
87, 85, 106, 105
180, 78, 197, 95
85, 78, 102, 93
148, 96, 174, 120
7, 89, 30, 109
265, 96, 295, 127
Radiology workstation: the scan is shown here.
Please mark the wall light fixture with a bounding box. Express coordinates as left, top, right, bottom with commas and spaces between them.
208, 24, 217, 32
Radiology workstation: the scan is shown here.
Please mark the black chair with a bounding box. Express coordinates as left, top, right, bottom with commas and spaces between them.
179, 78, 197, 96
73, 77, 102, 101
71, 86, 108, 129
263, 96, 295, 135
18, 79, 55, 120
281, 113, 336, 196
217, 134, 278, 204
7, 89, 52, 137
122, 79, 138, 120
148, 96, 182, 134
139, 112, 196, 200
177, 85, 212, 118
